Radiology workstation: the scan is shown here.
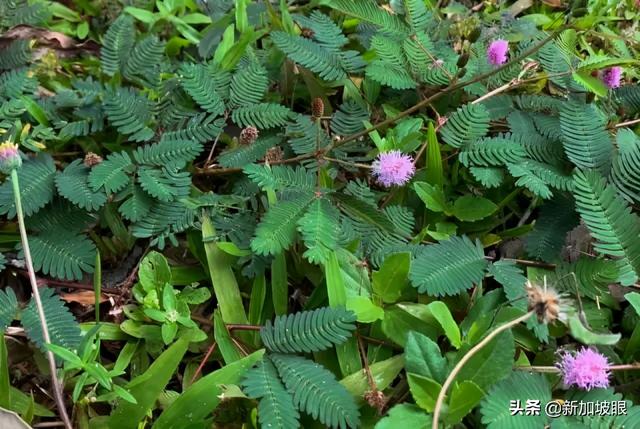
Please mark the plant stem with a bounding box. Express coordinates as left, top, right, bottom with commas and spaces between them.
432, 310, 535, 429
11, 169, 72, 429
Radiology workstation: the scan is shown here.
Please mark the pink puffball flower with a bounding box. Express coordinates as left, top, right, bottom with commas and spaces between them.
372, 150, 415, 187
487, 39, 509, 66
601, 66, 623, 89
557, 348, 611, 391
0, 141, 21, 174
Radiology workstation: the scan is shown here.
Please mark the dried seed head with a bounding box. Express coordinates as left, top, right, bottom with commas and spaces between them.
311, 97, 324, 119
264, 146, 284, 164
364, 389, 387, 414
301, 28, 315, 39
239, 126, 259, 145
84, 152, 103, 167
526, 280, 570, 324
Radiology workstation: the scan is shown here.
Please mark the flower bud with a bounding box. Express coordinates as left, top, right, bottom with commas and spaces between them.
0, 141, 22, 174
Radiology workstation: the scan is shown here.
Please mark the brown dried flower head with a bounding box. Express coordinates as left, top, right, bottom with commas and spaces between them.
301, 28, 315, 39
84, 152, 103, 167
239, 126, 259, 145
264, 146, 284, 164
526, 280, 570, 324
364, 389, 387, 414
311, 97, 324, 119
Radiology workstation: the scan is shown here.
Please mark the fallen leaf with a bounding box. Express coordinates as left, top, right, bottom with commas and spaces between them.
59, 290, 108, 306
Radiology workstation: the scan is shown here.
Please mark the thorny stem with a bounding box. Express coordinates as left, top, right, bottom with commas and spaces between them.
432, 310, 535, 429
11, 169, 72, 429
323, 156, 372, 170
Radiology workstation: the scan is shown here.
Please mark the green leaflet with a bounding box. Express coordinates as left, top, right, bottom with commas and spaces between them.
153, 350, 265, 429
202, 215, 249, 326
107, 337, 189, 429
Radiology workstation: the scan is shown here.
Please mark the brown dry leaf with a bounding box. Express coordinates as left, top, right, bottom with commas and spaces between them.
59, 290, 108, 306
542, 0, 563, 8
0, 25, 100, 57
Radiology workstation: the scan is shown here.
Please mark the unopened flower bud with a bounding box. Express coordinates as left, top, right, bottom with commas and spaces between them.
0, 141, 22, 174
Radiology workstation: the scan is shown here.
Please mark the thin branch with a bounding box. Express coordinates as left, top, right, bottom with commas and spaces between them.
190, 342, 217, 384
432, 310, 535, 429
323, 156, 372, 169
11, 169, 72, 429
226, 323, 262, 331
614, 117, 640, 129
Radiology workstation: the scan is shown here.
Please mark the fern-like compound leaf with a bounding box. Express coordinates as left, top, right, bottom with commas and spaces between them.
133, 138, 202, 169
160, 113, 224, 144
88, 151, 132, 193
123, 35, 165, 88
138, 167, 191, 202
440, 103, 490, 149
0, 153, 56, 219
217, 135, 280, 168
260, 306, 356, 353
100, 14, 135, 76
56, 160, 108, 211
328, 0, 408, 37
271, 31, 346, 81
243, 164, 316, 192
271, 353, 361, 429
480, 372, 551, 429
572, 169, 640, 285
560, 101, 613, 173
525, 195, 580, 263
330, 101, 369, 136
179, 63, 225, 116
409, 235, 488, 296
251, 192, 316, 256
103, 87, 155, 142
297, 197, 341, 263
231, 103, 294, 129
21, 288, 82, 352
24, 231, 96, 280
0, 288, 18, 331
230, 62, 269, 107
118, 184, 154, 223
242, 358, 300, 429
610, 128, 640, 205
0, 67, 37, 98
287, 114, 331, 155
293, 11, 348, 53
459, 135, 527, 167
404, 0, 431, 32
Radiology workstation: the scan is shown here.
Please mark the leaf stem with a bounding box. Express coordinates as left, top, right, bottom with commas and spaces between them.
432, 310, 535, 429
11, 169, 72, 429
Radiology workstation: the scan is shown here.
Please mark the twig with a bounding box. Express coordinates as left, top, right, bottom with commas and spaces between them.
323, 156, 372, 169
11, 169, 72, 429
432, 310, 535, 429
614, 117, 640, 128
204, 112, 229, 167
226, 323, 262, 331
13, 269, 121, 294
484, 255, 556, 270
190, 342, 217, 384
471, 79, 520, 105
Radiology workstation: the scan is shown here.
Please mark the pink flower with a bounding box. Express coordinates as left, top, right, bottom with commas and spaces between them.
557, 348, 610, 391
487, 40, 509, 66
601, 67, 623, 89
0, 141, 21, 174
372, 150, 415, 187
